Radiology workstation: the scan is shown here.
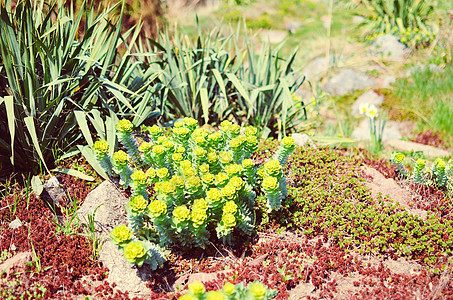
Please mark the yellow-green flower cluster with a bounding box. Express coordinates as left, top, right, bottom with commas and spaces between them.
215, 172, 229, 187
391, 152, 405, 164
242, 159, 254, 169
152, 145, 166, 156
262, 176, 279, 192
222, 282, 235, 295
194, 147, 207, 159
138, 141, 152, 154
170, 175, 185, 189
263, 160, 282, 177
185, 176, 202, 191
247, 282, 267, 300
229, 176, 244, 191
223, 201, 237, 214
155, 181, 176, 195
93, 140, 109, 156
148, 200, 167, 218
116, 119, 133, 133
206, 188, 222, 204
129, 195, 149, 213
219, 151, 233, 165
221, 185, 237, 201
112, 150, 129, 168
111, 224, 132, 244
147, 125, 162, 138
202, 173, 215, 185
124, 241, 146, 263
173, 205, 190, 222
188, 281, 205, 295
221, 213, 236, 228
191, 207, 208, 228
184, 117, 198, 130
199, 163, 210, 174
205, 291, 225, 300
157, 167, 169, 180
434, 158, 446, 171
131, 170, 147, 186
225, 164, 243, 177
245, 126, 258, 136
281, 136, 295, 150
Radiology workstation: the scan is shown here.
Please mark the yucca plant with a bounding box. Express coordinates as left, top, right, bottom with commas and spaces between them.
142, 26, 237, 125
0, 0, 161, 176
229, 40, 306, 138
358, 0, 437, 46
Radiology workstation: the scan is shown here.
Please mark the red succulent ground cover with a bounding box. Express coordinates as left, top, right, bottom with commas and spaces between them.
1, 145, 453, 299
411, 130, 446, 148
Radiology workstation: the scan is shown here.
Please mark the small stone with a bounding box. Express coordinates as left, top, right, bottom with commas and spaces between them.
8, 218, 23, 229
0, 251, 32, 277
292, 133, 317, 148
43, 176, 67, 207
384, 140, 451, 158
371, 34, 408, 60
324, 69, 375, 96
352, 15, 365, 24
351, 90, 384, 117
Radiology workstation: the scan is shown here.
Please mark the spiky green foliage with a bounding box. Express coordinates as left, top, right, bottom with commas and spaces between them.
0, 0, 161, 175
92, 118, 294, 268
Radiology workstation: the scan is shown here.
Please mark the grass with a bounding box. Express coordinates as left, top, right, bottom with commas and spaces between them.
382, 65, 453, 147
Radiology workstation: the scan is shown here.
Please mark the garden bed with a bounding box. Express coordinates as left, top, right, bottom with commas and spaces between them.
1, 142, 452, 299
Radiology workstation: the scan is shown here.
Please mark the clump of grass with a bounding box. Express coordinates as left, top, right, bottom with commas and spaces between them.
382, 65, 453, 147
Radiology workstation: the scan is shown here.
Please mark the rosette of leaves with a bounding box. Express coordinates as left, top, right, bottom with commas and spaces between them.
97, 118, 294, 268
178, 281, 278, 300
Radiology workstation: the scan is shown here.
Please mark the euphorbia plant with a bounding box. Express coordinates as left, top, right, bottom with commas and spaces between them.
92, 118, 295, 269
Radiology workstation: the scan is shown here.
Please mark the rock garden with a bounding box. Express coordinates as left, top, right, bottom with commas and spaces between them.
1, 0, 452, 299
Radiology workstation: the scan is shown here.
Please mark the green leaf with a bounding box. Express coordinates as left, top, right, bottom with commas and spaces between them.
3, 96, 15, 165
31, 175, 43, 195
200, 88, 209, 125
75, 110, 94, 147
24, 116, 49, 173
52, 168, 95, 181
77, 145, 108, 180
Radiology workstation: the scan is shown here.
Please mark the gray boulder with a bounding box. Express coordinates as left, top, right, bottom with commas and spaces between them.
302, 55, 342, 81
384, 140, 451, 158
77, 180, 152, 297
324, 69, 375, 96
371, 34, 408, 60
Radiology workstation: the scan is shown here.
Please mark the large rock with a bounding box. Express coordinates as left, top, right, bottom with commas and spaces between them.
77, 180, 152, 297
351, 119, 401, 142
302, 55, 341, 81
384, 140, 451, 158
351, 90, 384, 117
371, 34, 408, 60
324, 69, 375, 96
